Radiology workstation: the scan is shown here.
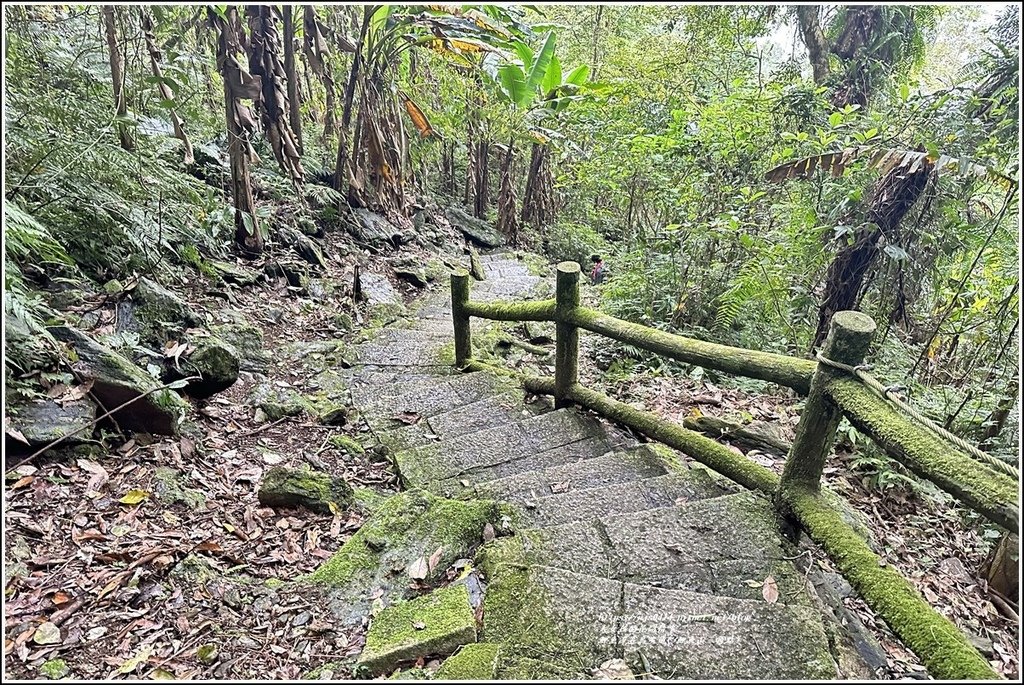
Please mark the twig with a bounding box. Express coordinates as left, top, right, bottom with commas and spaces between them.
236, 416, 291, 438
11, 376, 199, 469
989, 590, 1020, 622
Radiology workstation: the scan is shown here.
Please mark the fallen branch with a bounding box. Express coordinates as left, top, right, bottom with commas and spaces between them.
11, 376, 198, 469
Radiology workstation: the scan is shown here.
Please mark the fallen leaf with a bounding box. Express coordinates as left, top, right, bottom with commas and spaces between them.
119, 489, 149, 505
408, 556, 429, 580
51, 591, 71, 605
550, 481, 570, 494
10, 476, 34, 489
428, 546, 444, 572
32, 622, 61, 645
412, 621, 426, 630
6, 427, 30, 445
393, 411, 421, 425
593, 658, 634, 679
482, 523, 496, 542
762, 576, 779, 604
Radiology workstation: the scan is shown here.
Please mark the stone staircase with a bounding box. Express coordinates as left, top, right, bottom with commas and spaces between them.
342, 252, 851, 679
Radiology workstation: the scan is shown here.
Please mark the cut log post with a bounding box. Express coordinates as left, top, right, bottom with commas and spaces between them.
469, 247, 486, 281
451, 270, 472, 369
781, 310, 876, 491
554, 262, 580, 408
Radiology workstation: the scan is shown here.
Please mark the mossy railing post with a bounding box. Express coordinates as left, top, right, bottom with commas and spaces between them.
554, 262, 580, 408
780, 311, 877, 493
451, 270, 472, 368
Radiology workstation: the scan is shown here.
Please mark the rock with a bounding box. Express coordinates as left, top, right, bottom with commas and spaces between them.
307, 489, 509, 627
5, 312, 60, 372
6, 398, 97, 448
210, 322, 268, 373
468, 247, 486, 281
435, 643, 501, 681
210, 260, 261, 287
181, 340, 240, 397
281, 226, 327, 269
394, 268, 428, 288
319, 404, 351, 426
132, 277, 200, 344
358, 272, 402, 307
446, 206, 503, 248
152, 466, 206, 509
330, 435, 365, 455
938, 556, 970, 581
47, 326, 188, 435
968, 634, 994, 658
103, 279, 124, 295
282, 262, 310, 290
258, 465, 354, 514
331, 312, 353, 332
357, 583, 477, 676
350, 208, 401, 247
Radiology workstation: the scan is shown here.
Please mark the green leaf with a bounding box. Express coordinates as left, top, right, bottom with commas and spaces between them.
525, 31, 556, 103
564, 64, 589, 86
542, 54, 562, 96
497, 63, 528, 107
828, 111, 842, 128
900, 82, 910, 101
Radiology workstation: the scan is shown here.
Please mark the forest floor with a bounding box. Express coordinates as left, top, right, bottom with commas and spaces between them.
4, 242, 420, 679
4, 232, 1018, 680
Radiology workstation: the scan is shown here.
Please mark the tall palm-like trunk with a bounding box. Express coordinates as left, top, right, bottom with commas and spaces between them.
302, 5, 340, 144
140, 11, 193, 164
496, 138, 519, 245
282, 6, 303, 155
522, 142, 554, 227
211, 6, 262, 256
812, 158, 933, 349
102, 6, 133, 151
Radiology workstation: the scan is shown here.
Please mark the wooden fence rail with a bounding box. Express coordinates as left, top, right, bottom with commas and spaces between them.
450, 261, 1018, 680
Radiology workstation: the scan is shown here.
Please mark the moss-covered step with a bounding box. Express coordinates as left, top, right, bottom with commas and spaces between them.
493, 492, 814, 604
434, 642, 500, 680
258, 465, 353, 514
482, 563, 836, 680
305, 489, 509, 627
348, 370, 503, 423
354, 340, 449, 367
394, 409, 613, 488
376, 395, 537, 455
47, 325, 188, 435
472, 445, 670, 502
357, 583, 477, 676
512, 470, 731, 528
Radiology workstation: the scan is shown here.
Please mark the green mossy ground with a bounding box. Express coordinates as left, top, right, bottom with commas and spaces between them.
39, 659, 70, 679
434, 643, 500, 680
357, 583, 477, 676
258, 465, 354, 514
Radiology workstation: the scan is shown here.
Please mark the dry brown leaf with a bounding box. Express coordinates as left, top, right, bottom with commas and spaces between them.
762, 576, 779, 604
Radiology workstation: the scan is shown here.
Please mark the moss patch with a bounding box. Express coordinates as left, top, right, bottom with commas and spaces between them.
331, 434, 366, 455
152, 466, 206, 509
353, 487, 390, 514
258, 465, 353, 514
434, 643, 500, 680
39, 658, 70, 679
357, 583, 477, 676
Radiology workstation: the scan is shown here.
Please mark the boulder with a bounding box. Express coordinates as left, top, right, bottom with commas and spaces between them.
350, 208, 402, 247
258, 465, 354, 514
132, 277, 200, 344
280, 226, 327, 270
6, 398, 97, 448
179, 340, 240, 397
210, 260, 261, 287
5, 312, 59, 372
394, 268, 428, 288
435, 643, 501, 681
446, 206, 503, 248
210, 320, 269, 373
47, 326, 188, 435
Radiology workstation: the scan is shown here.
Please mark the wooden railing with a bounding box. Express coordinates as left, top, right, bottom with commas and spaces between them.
451, 261, 1018, 680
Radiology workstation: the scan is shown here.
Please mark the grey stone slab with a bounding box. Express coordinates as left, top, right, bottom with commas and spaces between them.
357, 372, 513, 432
517, 470, 729, 528
354, 339, 448, 366
474, 446, 668, 503
618, 578, 836, 679
395, 410, 609, 487
377, 396, 535, 453
427, 436, 619, 497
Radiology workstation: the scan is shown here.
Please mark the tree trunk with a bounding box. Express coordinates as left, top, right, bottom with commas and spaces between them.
981, 371, 1019, 447
102, 6, 133, 151
496, 138, 519, 245
140, 11, 193, 164
302, 5, 338, 144
795, 5, 830, 85
521, 142, 554, 228
282, 6, 303, 155
812, 159, 933, 349
245, 6, 304, 193
981, 533, 1019, 606
334, 7, 369, 198
211, 6, 262, 257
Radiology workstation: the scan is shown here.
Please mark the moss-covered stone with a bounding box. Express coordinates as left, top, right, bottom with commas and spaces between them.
258, 465, 353, 514
210, 321, 268, 373
181, 340, 239, 397
306, 489, 504, 626
331, 435, 366, 455
39, 658, 70, 679
153, 466, 206, 509
434, 643, 500, 680
133, 277, 200, 344
302, 660, 349, 680
353, 487, 390, 514
357, 583, 477, 676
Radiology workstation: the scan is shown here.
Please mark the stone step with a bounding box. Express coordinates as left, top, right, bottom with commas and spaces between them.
394, 409, 617, 488
518, 492, 812, 603
514, 470, 732, 528
482, 564, 836, 680
353, 339, 450, 366
355, 372, 517, 431
377, 394, 539, 453
426, 435, 620, 498
473, 445, 670, 502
